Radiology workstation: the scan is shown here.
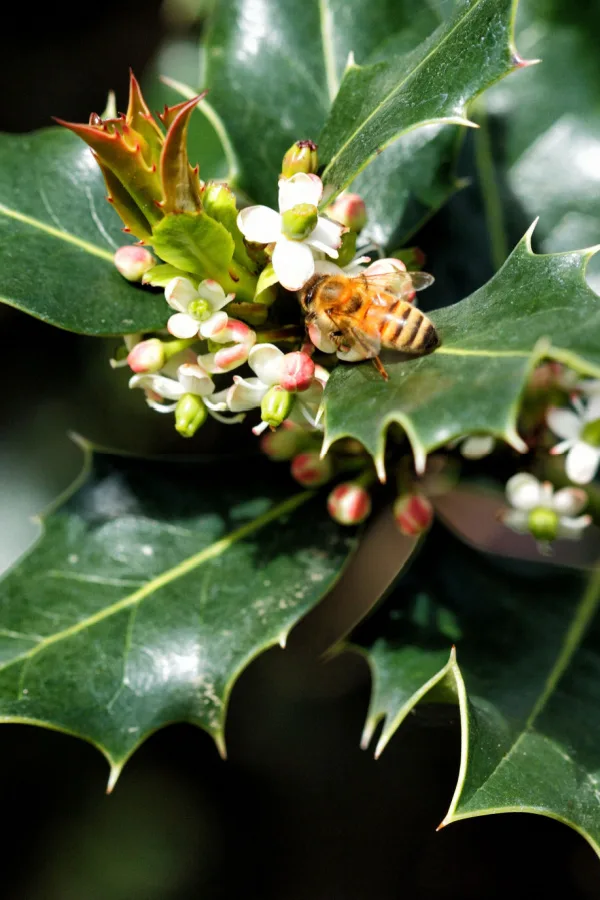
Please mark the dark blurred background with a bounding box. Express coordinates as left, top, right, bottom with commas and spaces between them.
1, 1, 599, 897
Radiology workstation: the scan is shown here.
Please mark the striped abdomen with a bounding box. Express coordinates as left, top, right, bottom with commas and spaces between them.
364, 297, 439, 354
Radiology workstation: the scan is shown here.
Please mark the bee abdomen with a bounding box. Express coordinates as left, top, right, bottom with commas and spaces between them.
381, 304, 439, 354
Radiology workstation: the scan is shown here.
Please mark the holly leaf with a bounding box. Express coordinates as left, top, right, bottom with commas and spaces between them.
0, 130, 169, 335
0, 446, 355, 782
480, 0, 600, 263
353, 525, 600, 857
353, 124, 463, 249
202, 0, 462, 236
318, 0, 523, 202
322, 226, 600, 478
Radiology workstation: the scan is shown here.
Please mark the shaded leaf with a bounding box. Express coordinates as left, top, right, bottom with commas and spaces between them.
0, 130, 168, 335
354, 124, 463, 249
318, 0, 521, 201
353, 525, 600, 856
0, 447, 355, 779
477, 0, 600, 272
202, 0, 463, 242
322, 227, 600, 477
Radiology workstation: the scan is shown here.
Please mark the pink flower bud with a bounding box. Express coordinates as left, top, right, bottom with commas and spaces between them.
393, 493, 434, 537
327, 193, 367, 233
127, 338, 165, 373
279, 352, 315, 392
114, 245, 156, 282
291, 451, 333, 487
260, 421, 306, 461
327, 482, 371, 525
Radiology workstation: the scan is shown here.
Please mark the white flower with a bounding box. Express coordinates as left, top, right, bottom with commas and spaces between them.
129, 355, 242, 424
576, 378, 600, 396
502, 473, 591, 549
449, 434, 496, 459
225, 344, 324, 434
236, 174, 344, 291
547, 394, 600, 484
165, 277, 234, 340
307, 258, 408, 361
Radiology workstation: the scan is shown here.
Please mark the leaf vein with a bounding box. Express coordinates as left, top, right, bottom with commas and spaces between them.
322, 0, 485, 177
0, 202, 114, 262
0, 490, 313, 676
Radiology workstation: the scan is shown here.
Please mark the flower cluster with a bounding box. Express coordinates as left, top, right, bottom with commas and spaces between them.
68, 76, 596, 550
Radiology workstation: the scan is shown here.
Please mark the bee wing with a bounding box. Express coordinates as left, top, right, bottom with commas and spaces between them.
361, 270, 435, 300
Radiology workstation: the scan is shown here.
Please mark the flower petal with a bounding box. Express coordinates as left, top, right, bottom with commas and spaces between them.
553, 486, 588, 516
129, 373, 184, 401
577, 379, 600, 396
460, 435, 496, 459
197, 279, 228, 306
566, 443, 600, 484
502, 509, 530, 534
227, 376, 268, 411
237, 206, 281, 244
165, 277, 198, 314
278, 173, 323, 212
364, 258, 406, 276
167, 313, 200, 339
248, 343, 285, 385
337, 343, 374, 362
205, 387, 230, 410
309, 216, 344, 251
198, 310, 229, 339
586, 394, 600, 421
177, 363, 215, 396
307, 321, 337, 354
556, 514, 593, 540
146, 399, 178, 413
314, 259, 345, 277
547, 407, 581, 440
505, 473, 542, 511
342, 257, 371, 276
272, 238, 315, 291
161, 349, 198, 379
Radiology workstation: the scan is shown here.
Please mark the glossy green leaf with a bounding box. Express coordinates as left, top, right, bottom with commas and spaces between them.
318, 0, 521, 201
0, 130, 169, 335
0, 447, 354, 780
476, 0, 600, 267
354, 525, 600, 856
322, 226, 600, 478
354, 124, 463, 249
202, 0, 463, 238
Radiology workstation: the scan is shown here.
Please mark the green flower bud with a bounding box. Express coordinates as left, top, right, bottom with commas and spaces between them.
175, 393, 208, 438
281, 140, 318, 178
281, 203, 318, 241
336, 231, 357, 268
581, 418, 600, 447
261, 386, 295, 428
527, 507, 559, 542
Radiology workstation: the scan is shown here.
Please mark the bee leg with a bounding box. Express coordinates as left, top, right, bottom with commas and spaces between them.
372, 356, 389, 380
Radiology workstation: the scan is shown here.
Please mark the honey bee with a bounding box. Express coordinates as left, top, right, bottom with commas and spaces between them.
299, 267, 439, 380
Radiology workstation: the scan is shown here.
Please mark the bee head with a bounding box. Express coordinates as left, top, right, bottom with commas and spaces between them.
298, 274, 324, 312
